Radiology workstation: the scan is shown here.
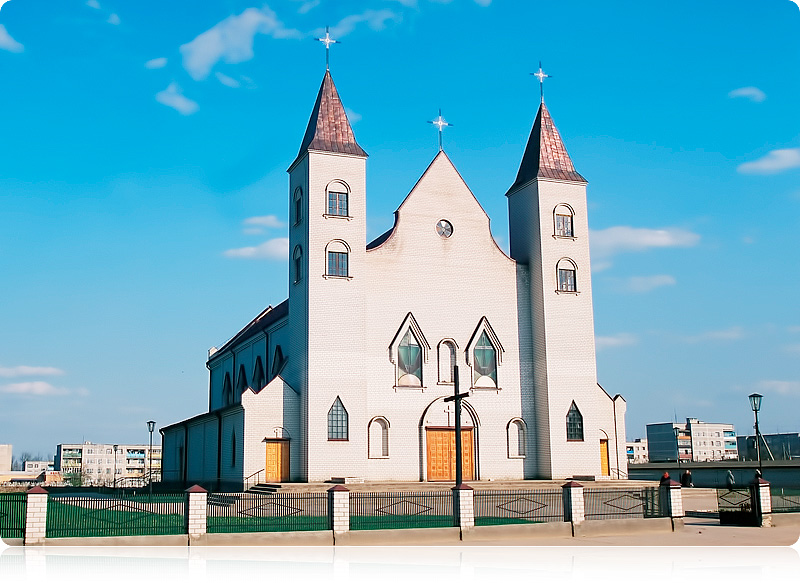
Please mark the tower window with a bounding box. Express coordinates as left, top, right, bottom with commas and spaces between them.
554, 204, 575, 237
556, 258, 577, 292
328, 397, 348, 440
328, 252, 348, 277
327, 191, 348, 216
566, 402, 584, 441
293, 246, 303, 283
293, 188, 303, 225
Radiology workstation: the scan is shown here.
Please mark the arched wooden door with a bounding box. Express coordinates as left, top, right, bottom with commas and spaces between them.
425, 427, 474, 481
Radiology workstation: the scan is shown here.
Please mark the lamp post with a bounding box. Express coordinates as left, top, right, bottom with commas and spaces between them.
748, 393, 763, 475
147, 420, 155, 498
113, 444, 118, 488
674, 426, 681, 478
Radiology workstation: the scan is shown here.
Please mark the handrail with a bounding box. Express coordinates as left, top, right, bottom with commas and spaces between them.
610, 467, 629, 479
244, 469, 265, 491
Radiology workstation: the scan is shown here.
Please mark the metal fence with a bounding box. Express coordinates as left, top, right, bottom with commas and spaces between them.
349, 491, 455, 530
207, 492, 328, 533
717, 487, 757, 526
0, 493, 27, 539
770, 488, 800, 514
46, 492, 186, 538
584, 487, 665, 520
474, 489, 564, 526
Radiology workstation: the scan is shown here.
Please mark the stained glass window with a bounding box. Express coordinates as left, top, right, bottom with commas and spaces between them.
473, 331, 497, 387
397, 329, 422, 386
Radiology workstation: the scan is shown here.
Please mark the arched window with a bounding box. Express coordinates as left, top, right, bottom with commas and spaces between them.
293, 187, 303, 225
368, 417, 389, 458
271, 345, 286, 378
438, 340, 457, 384
566, 402, 584, 441
326, 240, 350, 278
293, 246, 303, 284
473, 331, 497, 387
326, 181, 349, 217
554, 204, 575, 237
508, 419, 526, 458
328, 397, 348, 440
252, 356, 265, 390
397, 329, 423, 386
222, 373, 232, 406
556, 258, 577, 292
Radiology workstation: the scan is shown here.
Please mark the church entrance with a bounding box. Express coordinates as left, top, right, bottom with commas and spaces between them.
264, 439, 290, 482
600, 439, 610, 476
425, 428, 474, 481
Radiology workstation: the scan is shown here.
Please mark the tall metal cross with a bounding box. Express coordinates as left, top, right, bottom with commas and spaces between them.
427, 108, 453, 151
443, 364, 470, 486
531, 61, 551, 102
315, 26, 339, 70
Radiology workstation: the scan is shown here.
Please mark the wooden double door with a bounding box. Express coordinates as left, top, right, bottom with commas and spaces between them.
265, 439, 290, 482
426, 428, 475, 482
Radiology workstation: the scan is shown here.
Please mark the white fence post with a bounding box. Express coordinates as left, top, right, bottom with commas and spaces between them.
328, 485, 350, 534
562, 481, 584, 525
752, 477, 772, 527
186, 485, 208, 540
453, 484, 474, 531
24, 486, 48, 546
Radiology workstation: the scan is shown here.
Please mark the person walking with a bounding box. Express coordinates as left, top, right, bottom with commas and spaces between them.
726, 469, 735, 490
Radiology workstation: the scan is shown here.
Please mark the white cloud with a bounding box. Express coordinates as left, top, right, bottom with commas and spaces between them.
684, 326, 745, 343
0, 381, 85, 396
0, 365, 65, 378
0, 24, 24, 53
728, 86, 766, 102
329, 9, 401, 38
757, 380, 800, 395
590, 226, 700, 268
784, 344, 800, 355
215, 72, 241, 88
474, 0, 492, 5
297, 0, 320, 13
86, 0, 101, 8
738, 148, 800, 175
595, 333, 638, 351
624, 274, 676, 293
789, 326, 800, 333
145, 57, 168, 69
243, 215, 284, 228
345, 107, 362, 124
180, 7, 301, 81
224, 238, 289, 260
108, 13, 121, 25
155, 83, 199, 115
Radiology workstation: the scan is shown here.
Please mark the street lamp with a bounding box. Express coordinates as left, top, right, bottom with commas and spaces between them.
113, 444, 118, 488
748, 393, 763, 474
147, 420, 155, 498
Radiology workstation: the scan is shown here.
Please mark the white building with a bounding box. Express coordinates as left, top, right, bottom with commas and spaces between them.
0, 444, 11, 472
162, 68, 627, 488
24, 460, 53, 473
626, 439, 648, 464
55, 442, 162, 485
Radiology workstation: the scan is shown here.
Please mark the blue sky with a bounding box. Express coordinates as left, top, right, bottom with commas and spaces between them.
0, 0, 798, 458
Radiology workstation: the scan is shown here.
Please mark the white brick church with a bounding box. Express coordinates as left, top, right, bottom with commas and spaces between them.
161, 68, 627, 489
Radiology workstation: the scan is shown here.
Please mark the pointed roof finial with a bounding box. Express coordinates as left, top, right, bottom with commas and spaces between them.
315, 26, 339, 71
531, 61, 550, 103
427, 108, 453, 151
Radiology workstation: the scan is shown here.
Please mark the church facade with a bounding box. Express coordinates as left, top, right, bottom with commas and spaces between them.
161, 69, 627, 488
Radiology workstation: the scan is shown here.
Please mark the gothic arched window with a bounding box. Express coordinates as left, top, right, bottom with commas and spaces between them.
473, 331, 497, 387
252, 356, 265, 390
397, 329, 423, 387
566, 402, 584, 441
222, 373, 232, 406
328, 397, 348, 440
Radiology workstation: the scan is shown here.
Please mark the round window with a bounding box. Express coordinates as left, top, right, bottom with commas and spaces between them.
436, 219, 453, 238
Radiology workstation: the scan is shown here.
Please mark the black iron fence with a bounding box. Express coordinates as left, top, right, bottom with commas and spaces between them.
0, 493, 27, 539
46, 492, 186, 538
206, 492, 328, 533
717, 487, 757, 526
474, 489, 564, 526
769, 487, 800, 514
584, 487, 665, 520
349, 491, 455, 530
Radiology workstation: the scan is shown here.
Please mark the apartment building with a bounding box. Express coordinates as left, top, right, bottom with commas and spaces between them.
55, 442, 161, 485
647, 418, 737, 462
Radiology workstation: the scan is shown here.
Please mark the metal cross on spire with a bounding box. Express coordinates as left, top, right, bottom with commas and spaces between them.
315, 26, 339, 70
531, 61, 551, 102
427, 109, 453, 151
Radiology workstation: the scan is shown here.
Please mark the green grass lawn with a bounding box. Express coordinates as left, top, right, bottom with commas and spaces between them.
46, 498, 185, 538
0, 495, 26, 538
207, 514, 328, 533
474, 517, 546, 526
349, 514, 454, 530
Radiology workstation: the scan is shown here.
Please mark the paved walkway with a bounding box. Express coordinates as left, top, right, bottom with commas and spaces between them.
265, 479, 661, 492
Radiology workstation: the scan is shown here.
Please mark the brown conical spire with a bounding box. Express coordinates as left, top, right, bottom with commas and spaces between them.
293, 70, 367, 165
507, 102, 586, 194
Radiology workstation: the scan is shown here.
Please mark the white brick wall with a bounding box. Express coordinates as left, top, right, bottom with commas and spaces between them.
24, 492, 48, 545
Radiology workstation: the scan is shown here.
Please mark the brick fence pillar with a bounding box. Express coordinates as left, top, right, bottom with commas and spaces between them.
659, 478, 684, 529
186, 485, 208, 540
562, 481, 584, 525
453, 483, 474, 530
24, 486, 48, 546
752, 477, 772, 528
328, 485, 350, 534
